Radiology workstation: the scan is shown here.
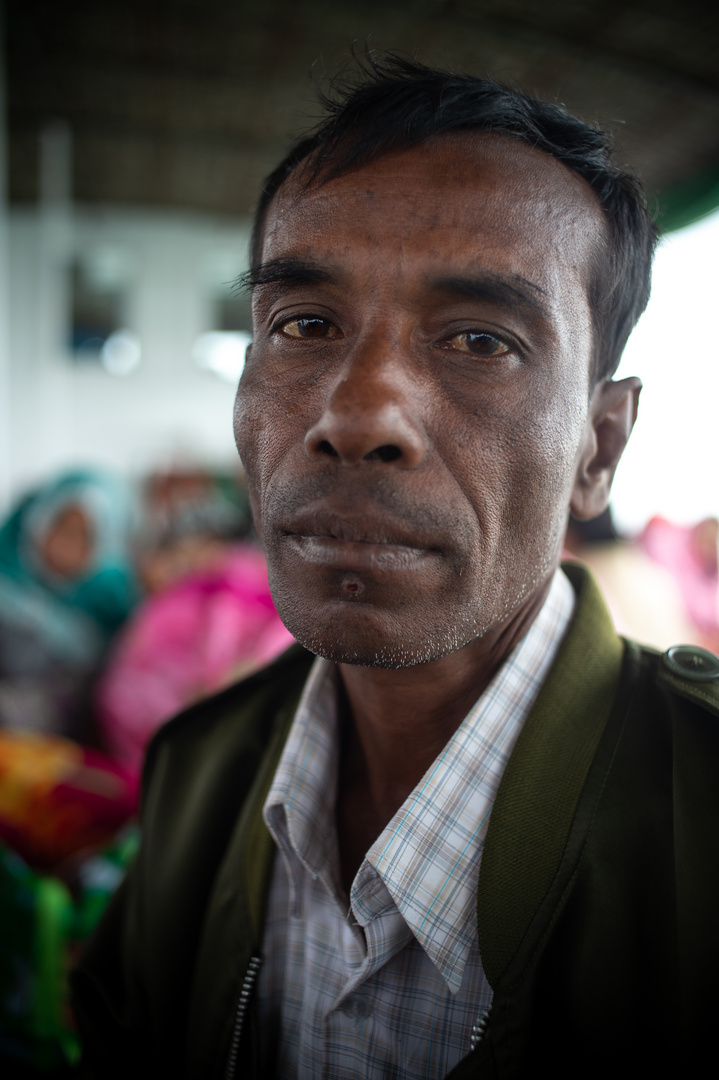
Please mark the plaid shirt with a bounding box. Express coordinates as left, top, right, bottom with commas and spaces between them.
259, 569, 574, 1079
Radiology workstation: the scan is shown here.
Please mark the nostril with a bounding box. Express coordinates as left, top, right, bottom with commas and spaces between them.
367, 445, 402, 463
318, 440, 339, 457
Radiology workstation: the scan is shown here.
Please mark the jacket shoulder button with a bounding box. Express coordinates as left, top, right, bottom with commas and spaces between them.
662, 644, 719, 682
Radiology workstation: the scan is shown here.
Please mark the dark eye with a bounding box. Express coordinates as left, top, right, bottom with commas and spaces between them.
446, 331, 510, 357
281, 317, 341, 339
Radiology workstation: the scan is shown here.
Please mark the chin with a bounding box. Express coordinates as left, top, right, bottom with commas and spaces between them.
277, 599, 484, 670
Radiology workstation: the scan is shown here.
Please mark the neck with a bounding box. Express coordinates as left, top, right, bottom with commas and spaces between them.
334, 575, 553, 891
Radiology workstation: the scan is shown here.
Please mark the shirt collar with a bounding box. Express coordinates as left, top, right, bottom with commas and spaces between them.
263, 655, 340, 891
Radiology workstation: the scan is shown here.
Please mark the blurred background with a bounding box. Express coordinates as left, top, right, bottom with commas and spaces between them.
1, 0, 718, 1072
3, 0, 719, 512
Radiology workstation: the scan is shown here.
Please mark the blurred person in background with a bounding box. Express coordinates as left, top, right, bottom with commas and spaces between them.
97, 467, 292, 773
136, 465, 252, 594
0, 471, 141, 1075
0, 471, 139, 741
641, 515, 719, 652
563, 507, 697, 650
0, 465, 289, 1076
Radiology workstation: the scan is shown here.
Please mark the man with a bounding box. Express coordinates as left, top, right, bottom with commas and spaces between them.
73, 57, 719, 1078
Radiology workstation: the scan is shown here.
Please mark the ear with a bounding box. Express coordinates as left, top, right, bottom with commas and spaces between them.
570, 376, 642, 521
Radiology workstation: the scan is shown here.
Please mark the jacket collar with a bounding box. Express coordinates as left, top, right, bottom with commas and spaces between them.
477, 562, 625, 986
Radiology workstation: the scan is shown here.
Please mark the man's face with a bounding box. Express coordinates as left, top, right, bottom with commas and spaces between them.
235, 133, 606, 667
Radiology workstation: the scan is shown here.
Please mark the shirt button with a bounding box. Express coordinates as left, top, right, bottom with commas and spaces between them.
343, 996, 370, 1020
663, 644, 719, 682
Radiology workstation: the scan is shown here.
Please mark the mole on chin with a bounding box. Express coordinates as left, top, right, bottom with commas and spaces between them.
341, 577, 364, 599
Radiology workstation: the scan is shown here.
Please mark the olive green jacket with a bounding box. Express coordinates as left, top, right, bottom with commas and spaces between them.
72, 565, 719, 1078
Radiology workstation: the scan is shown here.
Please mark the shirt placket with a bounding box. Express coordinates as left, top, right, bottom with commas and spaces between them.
321, 861, 414, 1080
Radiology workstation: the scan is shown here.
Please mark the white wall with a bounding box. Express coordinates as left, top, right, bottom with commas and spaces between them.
7, 204, 252, 500
612, 208, 719, 534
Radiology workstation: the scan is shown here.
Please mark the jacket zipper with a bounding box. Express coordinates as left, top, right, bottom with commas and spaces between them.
225, 954, 263, 1080
225, 957, 487, 1074
470, 1005, 491, 1050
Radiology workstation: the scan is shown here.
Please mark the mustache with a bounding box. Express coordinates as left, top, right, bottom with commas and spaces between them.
262, 469, 474, 550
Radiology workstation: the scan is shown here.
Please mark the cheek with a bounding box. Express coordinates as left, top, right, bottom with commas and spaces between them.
531, 410, 584, 481
233, 376, 281, 515
233, 380, 261, 475
508, 395, 588, 549
234, 363, 313, 514
459, 378, 588, 550
453, 376, 583, 491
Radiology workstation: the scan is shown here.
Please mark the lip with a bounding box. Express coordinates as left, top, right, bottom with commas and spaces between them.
285, 533, 430, 572
280, 505, 439, 547
279, 506, 439, 573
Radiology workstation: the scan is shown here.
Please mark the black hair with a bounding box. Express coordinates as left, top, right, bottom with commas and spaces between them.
250, 53, 658, 383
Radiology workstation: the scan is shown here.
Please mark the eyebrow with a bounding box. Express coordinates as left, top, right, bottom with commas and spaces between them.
239, 260, 551, 321
429, 272, 550, 319
238, 257, 335, 292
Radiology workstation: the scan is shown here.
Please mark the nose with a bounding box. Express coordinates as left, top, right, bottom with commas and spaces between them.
304, 351, 427, 468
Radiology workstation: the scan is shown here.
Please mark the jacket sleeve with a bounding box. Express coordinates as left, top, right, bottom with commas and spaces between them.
71, 856, 157, 1080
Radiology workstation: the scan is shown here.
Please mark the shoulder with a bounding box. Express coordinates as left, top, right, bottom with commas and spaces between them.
561, 561, 719, 725
649, 641, 719, 716
618, 636, 719, 735
139, 643, 314, 817
147, 642, 313, 752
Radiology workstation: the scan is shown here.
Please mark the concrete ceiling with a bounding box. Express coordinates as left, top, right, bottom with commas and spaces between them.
6, 0, 719, 225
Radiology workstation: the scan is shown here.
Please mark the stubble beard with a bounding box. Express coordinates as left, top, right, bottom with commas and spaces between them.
267, 546, 558, 670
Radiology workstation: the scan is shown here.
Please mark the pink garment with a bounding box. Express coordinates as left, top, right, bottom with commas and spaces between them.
641, 516, 719, 643
97, 545, 294, 771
